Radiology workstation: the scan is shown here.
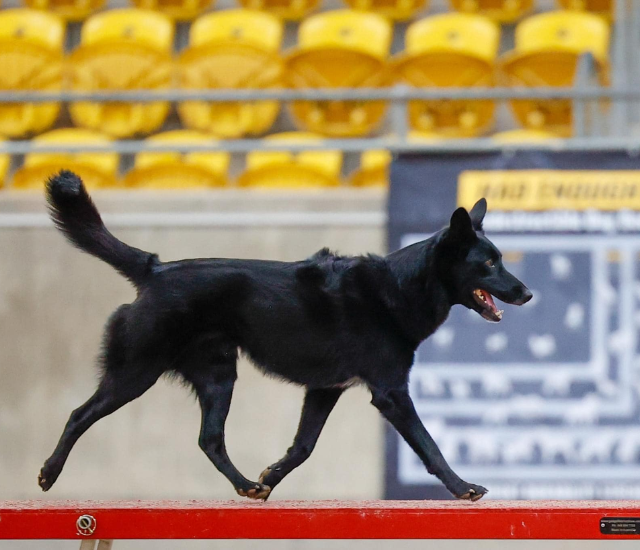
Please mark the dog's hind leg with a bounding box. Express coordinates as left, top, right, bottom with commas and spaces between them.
370, 385, 488, 501
187, 359, 271, 500
258, 387, 343, 494
38, 368, 161, 491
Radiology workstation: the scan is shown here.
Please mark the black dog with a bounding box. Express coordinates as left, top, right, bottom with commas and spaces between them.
39, 170, 531, 501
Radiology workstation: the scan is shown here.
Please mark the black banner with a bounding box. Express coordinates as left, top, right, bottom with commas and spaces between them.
386, 151, 640, 500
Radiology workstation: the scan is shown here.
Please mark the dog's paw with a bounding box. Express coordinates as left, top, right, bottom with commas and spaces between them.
38, 466, 58, 492
258, 466, 275, 484
236, 482, 271, 501
258, 464, 285, 489
453, 483, 488, 502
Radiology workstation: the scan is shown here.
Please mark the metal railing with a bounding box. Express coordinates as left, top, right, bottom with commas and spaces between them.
2, 137, 640, 155
2, 87, 639, 103
1, 80, 639, 154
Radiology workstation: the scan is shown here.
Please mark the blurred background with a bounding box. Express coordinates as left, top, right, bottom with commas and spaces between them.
0, 0, 638, 547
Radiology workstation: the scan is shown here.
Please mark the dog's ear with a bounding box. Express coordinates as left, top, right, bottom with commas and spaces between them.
446, 207, 476, 244
469, 198, 487, 232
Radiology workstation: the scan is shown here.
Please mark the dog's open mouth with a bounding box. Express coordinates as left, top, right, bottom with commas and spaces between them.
472, 289, 503, 323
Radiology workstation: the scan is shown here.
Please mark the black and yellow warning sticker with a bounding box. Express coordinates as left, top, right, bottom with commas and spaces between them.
458, 170, 640, 211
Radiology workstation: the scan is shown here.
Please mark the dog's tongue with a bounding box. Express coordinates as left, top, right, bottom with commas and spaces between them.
480, 290, 497, 312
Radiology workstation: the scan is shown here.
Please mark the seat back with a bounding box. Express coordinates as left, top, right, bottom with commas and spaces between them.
0, 141, 11, 187
125, 130, 229, 188
13, 129, 118, 189
341, 0, 428, 22
515, 10, 609, 64
349, 149, 392, 187
240, 132, 342, 188
349, 132, 445, 187
556, 0, 612, 21
235, 0, 320, 21
297, 10, 391, 60
0, 9, 65, 50
448, 0, 534, 23
190, 9, 282, 51
24, 0, 107, 22
129, 0, 215, 21
405, 13, 500, 62
81, 8, 174, 52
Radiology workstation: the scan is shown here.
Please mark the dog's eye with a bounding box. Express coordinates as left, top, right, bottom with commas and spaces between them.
485, 259, 495, 268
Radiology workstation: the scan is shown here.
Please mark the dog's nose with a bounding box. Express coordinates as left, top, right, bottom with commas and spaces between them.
514, 287, 533, 305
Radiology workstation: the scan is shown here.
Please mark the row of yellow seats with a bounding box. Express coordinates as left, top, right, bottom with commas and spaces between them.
0, 8, 610, 141
19, 0, 614, 22
5, 129, 351, 189
1, 128, 561, 191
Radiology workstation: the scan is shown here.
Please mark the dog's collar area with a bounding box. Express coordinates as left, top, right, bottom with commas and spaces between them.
472, 289, 503, 323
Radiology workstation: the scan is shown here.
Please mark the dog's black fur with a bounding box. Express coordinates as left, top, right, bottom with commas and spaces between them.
39, 170, 531, 501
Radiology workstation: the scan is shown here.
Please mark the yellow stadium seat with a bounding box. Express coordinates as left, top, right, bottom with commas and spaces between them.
24, 0, 107, 22
12, 129, 118, 190
123, 130, 229, 189
177, 10, 284, 139
449, 0, 534, 23
285, 10, 392, 137
499, 11, 610, 136
0, 9, 64, 138
349, 150, 391, 188
236, 0, 320, 21
392, 13, 499, 138
556, 0, 612, 21
342, 0, 429, 22
68, 9, 174, 138
0, 141, 11, 187
238, 132, 342, 188
130, 0, 214, 21
349, 131, 446, 187
492, 129, 562, 142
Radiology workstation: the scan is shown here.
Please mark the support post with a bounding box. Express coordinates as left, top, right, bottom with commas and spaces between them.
611, 0, 629, 136
630, 0, 640, 126
79, 541, 113, 550
391, 85, 410, 143
573, 52, 596, 138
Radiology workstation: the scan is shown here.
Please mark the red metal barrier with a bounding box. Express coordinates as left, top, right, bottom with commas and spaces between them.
0, 500, 639, 540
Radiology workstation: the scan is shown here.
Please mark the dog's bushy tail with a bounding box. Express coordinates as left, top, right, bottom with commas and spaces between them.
46, 170, 158, 287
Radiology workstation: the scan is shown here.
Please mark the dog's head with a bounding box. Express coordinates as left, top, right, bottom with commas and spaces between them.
438, 198, 532, 322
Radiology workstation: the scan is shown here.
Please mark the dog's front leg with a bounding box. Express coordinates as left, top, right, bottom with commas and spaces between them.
370, 385, 487, 501
259, 387, 343, 494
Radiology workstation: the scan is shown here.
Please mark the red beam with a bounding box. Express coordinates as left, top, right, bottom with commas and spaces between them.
0, 500, 639, 540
